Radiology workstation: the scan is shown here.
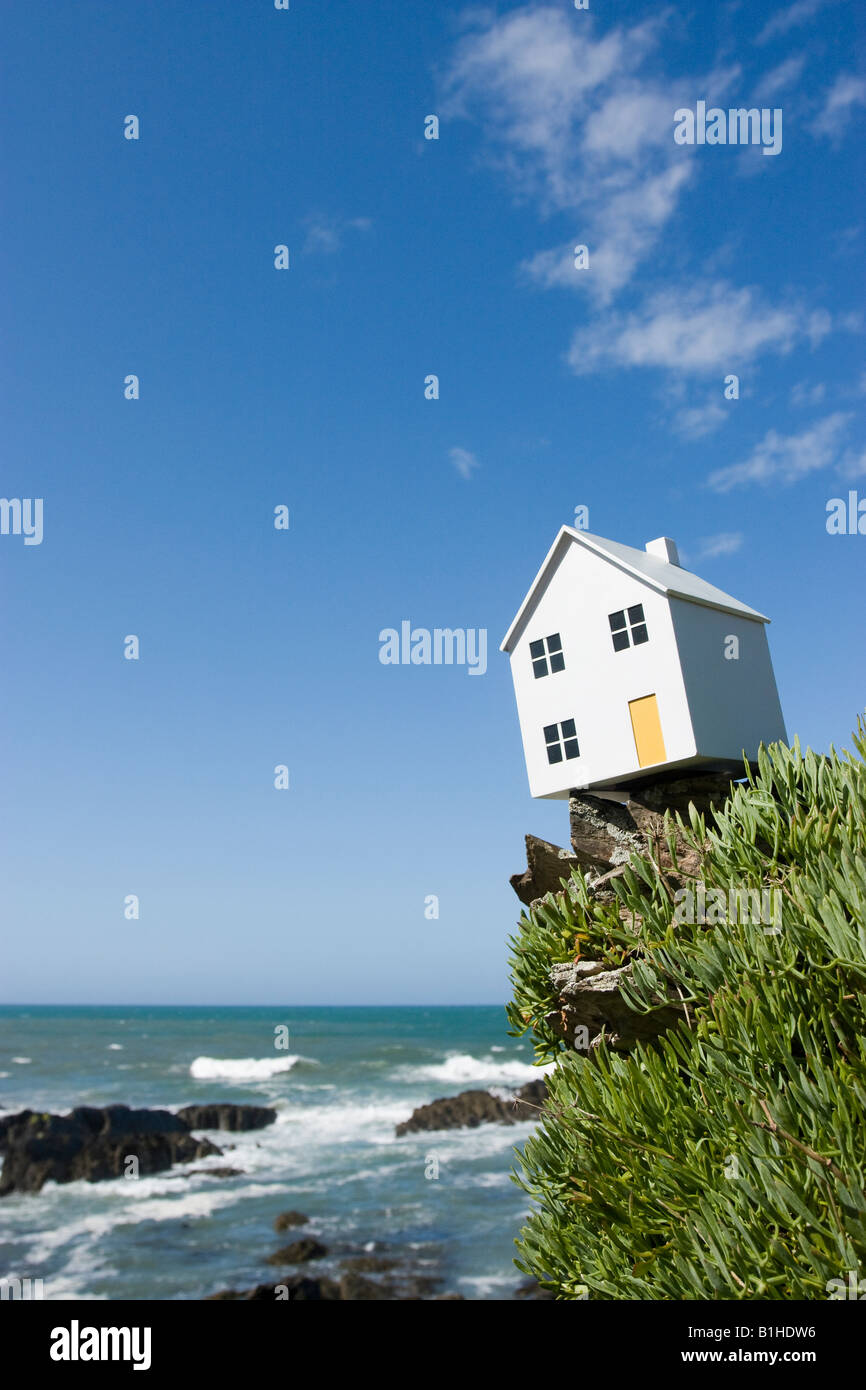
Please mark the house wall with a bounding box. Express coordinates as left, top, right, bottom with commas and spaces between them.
669, 599, 787, 761
508, 540, 696, 798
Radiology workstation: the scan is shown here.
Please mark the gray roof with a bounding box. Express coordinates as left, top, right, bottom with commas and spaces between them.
501, 527, 769, 652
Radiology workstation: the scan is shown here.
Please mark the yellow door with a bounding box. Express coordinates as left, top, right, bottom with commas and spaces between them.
629, 695, 666, 768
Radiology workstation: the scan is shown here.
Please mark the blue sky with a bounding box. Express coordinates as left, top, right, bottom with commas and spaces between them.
1, 0, 864, 1004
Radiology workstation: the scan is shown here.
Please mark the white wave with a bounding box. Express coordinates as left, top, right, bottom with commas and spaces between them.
107, 1044, 124, 1051
393, 1052, 551, 1087
403, 1119, 536, 1162
458, 1272, 520, 1297
0, 1071, 10, 1079
21, 1179, 279, 1263
11, 1057, 32, 1065
188, 1054, 313, 1081
272, 1099, 409, 1148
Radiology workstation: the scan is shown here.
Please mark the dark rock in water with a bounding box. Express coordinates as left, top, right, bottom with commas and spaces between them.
207, 1271, 452, 1301
340, 1255, 399, 1274
274, 1209, 310, 1232
208, 1277, 341, 1301
395, 1079, 547, 1136
511, 1078, 547, 1120
176, 1104, 276, 1132
338, 1271, 394, 1301
0, 1106, 221, 1196
177, 1166, 243, 1180
265, 1237, 329, 1265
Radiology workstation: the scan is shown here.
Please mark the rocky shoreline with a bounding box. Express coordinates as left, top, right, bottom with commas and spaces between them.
206, 1207, 550, 1301
1, 1080, 551, 1299
511, 774, 732, 1052
0, 1102, 275, 1196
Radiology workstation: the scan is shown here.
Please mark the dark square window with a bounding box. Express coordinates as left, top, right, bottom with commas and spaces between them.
531, 633, 566, 679
543, 720, 580, 766
609, 604, 650, 652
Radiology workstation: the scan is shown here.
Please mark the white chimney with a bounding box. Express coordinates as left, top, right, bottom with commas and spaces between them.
645, 536, 680, 566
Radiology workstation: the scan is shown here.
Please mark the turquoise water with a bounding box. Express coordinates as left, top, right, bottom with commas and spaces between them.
0, 1006, 547, 1300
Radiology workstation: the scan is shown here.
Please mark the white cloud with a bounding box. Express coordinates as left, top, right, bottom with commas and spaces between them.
838, 448, 866, 478
707, 412, 852, 491
756, 0, 839, 45
811, 73, 866, 141
441, 6, 705, 302
754, 53, 807, 99
790, 380, 826, 406
695, 532, 745, 560
673, 396, 729, 440
449, 446, 480, 480
567, 281, 829, 376
303, 215, 373, 255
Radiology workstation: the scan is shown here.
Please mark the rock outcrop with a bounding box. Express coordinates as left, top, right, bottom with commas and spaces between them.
208, 1271, 457, 1301
511, 773, 733, 1054
511, 774, 732, 909
510, 836, 584, 906
265, 1237, 328, 1265
548, 959, 684, 1053
176, 1104, 276, 1132
274, 1210, 309, 1232
0, 1106, 221, 1196
395, 1078, 546, 1136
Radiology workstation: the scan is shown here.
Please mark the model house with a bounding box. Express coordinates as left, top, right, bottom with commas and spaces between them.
501, 527, 787, 800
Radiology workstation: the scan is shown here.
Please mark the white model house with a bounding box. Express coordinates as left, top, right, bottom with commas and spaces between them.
501, 528, 787, 800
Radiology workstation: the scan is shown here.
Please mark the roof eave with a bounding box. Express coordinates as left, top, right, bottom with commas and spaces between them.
500, 527, 770, 651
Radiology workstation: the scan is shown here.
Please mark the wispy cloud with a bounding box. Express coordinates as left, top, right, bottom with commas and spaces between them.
303, 215, 373, 255
707, 412, 852, 491
756, 0, 839, 45
790, 380, 827, 406
838, 448, 866, 479
672, 395, 729, 440
567, 281, 831, 376
694, 532, 745, 561
755, 53, 807, 100
449, 446, 480, 480
811, 73, 866, 141
440, 6, 713, 303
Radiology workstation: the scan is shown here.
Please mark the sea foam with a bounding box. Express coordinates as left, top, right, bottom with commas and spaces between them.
393, 1052, 550, 1087
189, 1054, 312, 1081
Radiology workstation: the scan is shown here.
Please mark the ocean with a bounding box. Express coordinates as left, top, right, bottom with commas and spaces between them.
0, 1005, 548, 1301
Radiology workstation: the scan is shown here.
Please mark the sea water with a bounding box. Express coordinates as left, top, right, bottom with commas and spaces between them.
0, 1006, 548, 1301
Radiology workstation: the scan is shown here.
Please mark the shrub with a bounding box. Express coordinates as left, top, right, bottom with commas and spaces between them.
507, 723, 866, 1299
